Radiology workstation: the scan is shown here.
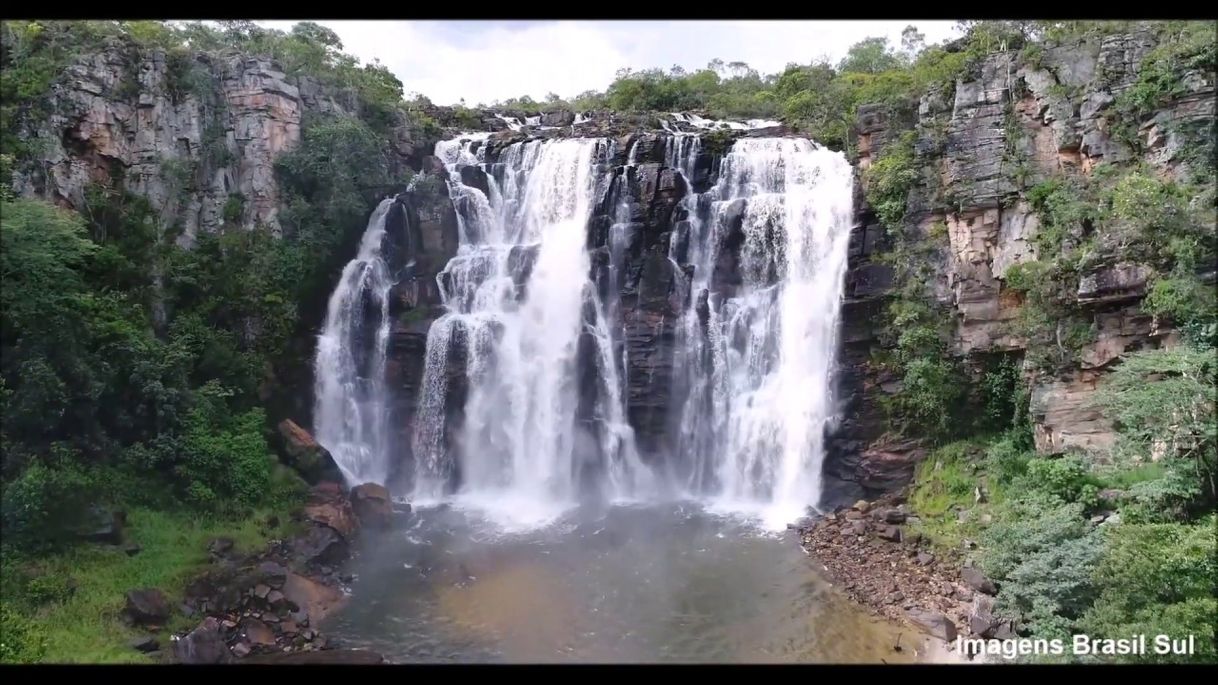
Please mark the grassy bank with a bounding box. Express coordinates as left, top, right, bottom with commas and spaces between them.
1, 505, 299, 664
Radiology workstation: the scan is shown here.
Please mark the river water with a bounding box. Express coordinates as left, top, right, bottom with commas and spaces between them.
324, 504, 934, 663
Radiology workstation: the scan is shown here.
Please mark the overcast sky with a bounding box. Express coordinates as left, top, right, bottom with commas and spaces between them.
256, 20, 962, 106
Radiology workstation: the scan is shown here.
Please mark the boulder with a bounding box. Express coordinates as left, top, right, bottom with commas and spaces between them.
240, 618, 276, 647
304, 497, 359, 540
125, 588, 171, 626
877, 525, 902, 542
231, 642, 251, 658
540, 110, 575, 127
79, 507, 126, 545
848, 520, 868, 536
350, 483, 393, 530
907, 608, 958, 642
282, 572, 347, 624
173, 617, 232, 664
277, 419, 344, 484
294, 525, 349, 568
881, 509, 907, 524
962, 567, 997, 595
256, 561, 288, 589
991, 619, 1017, 639
969, 595, 998, 637
916, 552, 935, 566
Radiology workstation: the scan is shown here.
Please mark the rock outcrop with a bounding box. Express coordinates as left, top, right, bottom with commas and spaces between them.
172, 481, 388, 663
124, 588, 171, 627
277, 420, 343, 485
830, 27, 1212, 495
12, 39, 429, 246
349, 483, 393, 530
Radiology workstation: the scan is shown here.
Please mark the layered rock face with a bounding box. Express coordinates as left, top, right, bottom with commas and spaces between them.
831, 28, 1213, 494
11, 38, 425, 246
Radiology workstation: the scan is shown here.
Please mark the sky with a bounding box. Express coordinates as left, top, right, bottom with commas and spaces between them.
256, 20, 962, 106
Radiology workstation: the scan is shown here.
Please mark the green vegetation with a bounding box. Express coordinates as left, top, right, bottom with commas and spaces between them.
876, 21, 1217, 664
0, 19, 427, 664
904, 333, 1217, 662
999, 163, 1216, 372
1110, 22, 1217, 151
906, 337, 1217, 662
1, 506, 298, 663
2, 17, 1215, 666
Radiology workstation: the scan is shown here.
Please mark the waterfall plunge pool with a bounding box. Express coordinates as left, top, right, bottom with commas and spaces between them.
322, 503, 940, 663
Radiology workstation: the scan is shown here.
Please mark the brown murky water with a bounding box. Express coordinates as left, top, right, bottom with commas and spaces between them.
324, 502, 935, 663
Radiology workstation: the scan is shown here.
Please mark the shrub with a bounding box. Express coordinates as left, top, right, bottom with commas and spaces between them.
862, 131, 918, 231
978, 499, 1103, 639
1022, 455, 1101, 508
1096, 345, 1217, 510
986, 432, 1035, 486
0, 602, 48, 663
168, 382, 275, 513
25, 573, 76, 606
222, 193, 245, 224
0, 450, 97, 552
1080, 518, 1218, 663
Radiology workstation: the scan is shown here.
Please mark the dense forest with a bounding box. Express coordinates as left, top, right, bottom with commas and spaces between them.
1, 19, 1214, 663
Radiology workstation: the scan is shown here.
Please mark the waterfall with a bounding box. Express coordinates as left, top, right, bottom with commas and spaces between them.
313, 198, 398, 486
315, 122, 853, 531
412, 135, 650, 526
667, 138, 854, 529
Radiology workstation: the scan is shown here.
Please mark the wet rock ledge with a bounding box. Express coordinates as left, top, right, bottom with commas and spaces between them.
146, 478, 405, 664
798, 491, 1012, 656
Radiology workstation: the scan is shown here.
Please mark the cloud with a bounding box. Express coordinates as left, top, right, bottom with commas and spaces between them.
258, 20, 962, 106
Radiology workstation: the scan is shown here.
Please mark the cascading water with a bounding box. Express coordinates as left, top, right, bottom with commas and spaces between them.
412, 134, 649, 527
667, 138, 854, 529
313, 198, 397, 486
316, 123, 853, 531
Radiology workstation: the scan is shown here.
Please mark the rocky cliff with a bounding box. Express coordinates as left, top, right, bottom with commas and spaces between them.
829, 27, 1215, 496
11, 36, 430, 246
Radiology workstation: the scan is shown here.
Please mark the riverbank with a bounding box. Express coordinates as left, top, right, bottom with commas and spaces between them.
798, 489, 1006, 663
0, 506, 298, 663
165, 481, 399, 663
0, 480, 395, 664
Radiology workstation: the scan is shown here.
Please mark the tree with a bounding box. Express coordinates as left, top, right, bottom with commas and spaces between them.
838, 37, 903, 74
900, 25, 926, 62
727, 61, 754, 79
290, 21, 342, 51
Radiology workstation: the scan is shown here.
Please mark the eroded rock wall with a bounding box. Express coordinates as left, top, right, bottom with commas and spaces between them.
831, 28, 1214, 494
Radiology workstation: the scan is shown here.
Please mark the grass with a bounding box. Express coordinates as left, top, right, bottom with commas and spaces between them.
1, 505, 298, 664
908, 439, 1007, 552
1095, 461, 1169, 490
